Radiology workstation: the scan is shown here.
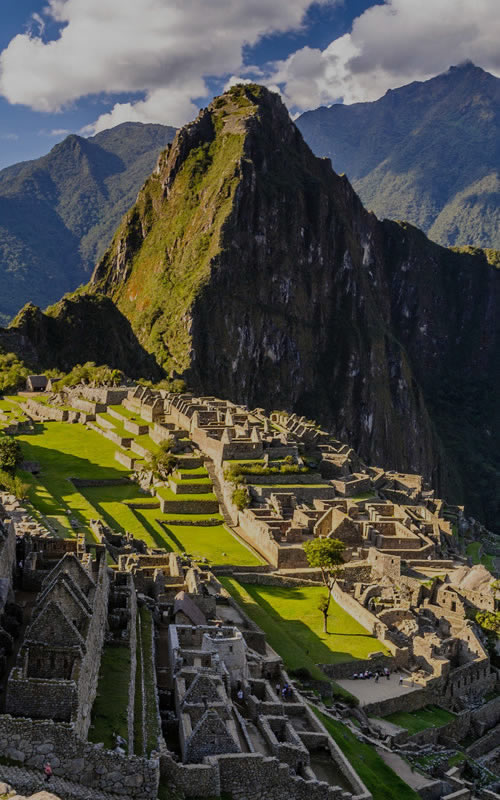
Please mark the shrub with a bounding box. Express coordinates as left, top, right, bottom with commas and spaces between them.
289, 667, 313, 682
52, 362, 124, 390
0, 470, 29, 499
0, 437, 22, 473
232, 487, 250, 511
0, 350, 29, 394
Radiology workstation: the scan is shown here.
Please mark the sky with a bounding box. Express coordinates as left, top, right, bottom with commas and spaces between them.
0, 0, 499, 169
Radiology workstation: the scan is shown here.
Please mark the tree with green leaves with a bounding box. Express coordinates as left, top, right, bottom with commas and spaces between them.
146, 439, 178, 481
0, 437, 22, 474
303, 537, 345, 633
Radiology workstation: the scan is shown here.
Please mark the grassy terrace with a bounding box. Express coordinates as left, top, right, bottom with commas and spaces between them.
140, 606, 161, 754
156, 485, 218, 503
14, 420, 260, 564
134, 433, 160, 454
382, 705, 455, 734
170, 475, 212, 486
108, 404, 152, 425
17, 422, 131, 539
314, 710, 420, 800
89, 645, 131, 749
221, 580, 389, 674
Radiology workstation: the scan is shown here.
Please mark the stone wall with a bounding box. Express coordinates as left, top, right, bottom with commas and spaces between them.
5, 673, 77, 721
232, 572, 320, 589
160, 752, 220, 797
320, 656, 395, 680
128, 581, 138, 755
79, 386, 130, 405
74, 554, 110, 738
0, 519, 16, 600
331, 583, 408, 666
212, 752, 369, 800
471, 696, 500, 737
467, 723, 500, 758
0, 715, 159, 798
363, 688, 433, 717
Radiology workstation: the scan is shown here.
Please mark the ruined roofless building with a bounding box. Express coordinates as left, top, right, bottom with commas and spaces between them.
6, 551, 109, 735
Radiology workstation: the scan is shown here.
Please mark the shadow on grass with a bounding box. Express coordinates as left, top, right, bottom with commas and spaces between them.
157, 520, 185, 552
134, 510, 173, 551
19, 424, 128, 480
223, 580, 381, 674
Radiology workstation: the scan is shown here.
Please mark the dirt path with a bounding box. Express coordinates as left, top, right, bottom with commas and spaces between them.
377, 748, 438, 791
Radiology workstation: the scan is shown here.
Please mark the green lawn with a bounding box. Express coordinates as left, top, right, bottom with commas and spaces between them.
109, 404, 151, 426
140, 606, 161, 754
383, 706, 455, 734
467, 541, 495, 572
14, 420, 261, 565
221, 580, 389, 673
17, 422, 130, 539
314, 710, 420, 800
156, 485, 218, 503
81, 485, 260, 565
89, 645, 131, 749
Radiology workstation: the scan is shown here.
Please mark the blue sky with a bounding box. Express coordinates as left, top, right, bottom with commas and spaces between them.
0, 0, 498, 169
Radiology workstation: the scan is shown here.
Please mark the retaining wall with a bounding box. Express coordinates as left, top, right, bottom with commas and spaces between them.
0, 715, 158, 798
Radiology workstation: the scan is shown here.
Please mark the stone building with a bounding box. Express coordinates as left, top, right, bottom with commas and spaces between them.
6, 551, 109, 734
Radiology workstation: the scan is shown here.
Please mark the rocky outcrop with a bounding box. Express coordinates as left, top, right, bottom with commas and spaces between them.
0, 295, 161, 378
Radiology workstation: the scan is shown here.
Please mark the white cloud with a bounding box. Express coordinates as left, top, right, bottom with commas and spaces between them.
0, 0, 334, 131
0, 132, 19, 141
272, 0, 500, 112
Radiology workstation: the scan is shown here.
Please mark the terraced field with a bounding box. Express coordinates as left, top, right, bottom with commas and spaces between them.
14, 417, 261, 565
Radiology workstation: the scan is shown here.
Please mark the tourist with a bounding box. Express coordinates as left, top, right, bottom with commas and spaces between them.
44, 762, 52, 783
399, 675, 403, 686
287, 685, 293, 700
375, 672, 379, 683
353, 672, 358, 680
276, 682, 281, 696
237, 688, 244, 702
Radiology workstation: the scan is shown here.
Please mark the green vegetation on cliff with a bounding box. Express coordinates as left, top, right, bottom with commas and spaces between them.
92, 85, 259, 373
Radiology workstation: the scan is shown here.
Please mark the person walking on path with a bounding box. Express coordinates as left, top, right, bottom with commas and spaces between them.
44, 762, 53, 783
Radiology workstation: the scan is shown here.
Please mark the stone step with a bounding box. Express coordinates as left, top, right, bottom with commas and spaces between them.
0, 765, 124, 800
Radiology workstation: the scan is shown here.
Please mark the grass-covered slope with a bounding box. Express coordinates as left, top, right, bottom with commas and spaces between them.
297, 62, 500, 249
0, 122, 176, 324
92, 87, 260, 374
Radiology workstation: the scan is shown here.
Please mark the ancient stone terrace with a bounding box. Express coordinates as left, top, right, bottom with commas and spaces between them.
163, 615, 370, 800
332, 557, 497, 707
164, 393, 299, 465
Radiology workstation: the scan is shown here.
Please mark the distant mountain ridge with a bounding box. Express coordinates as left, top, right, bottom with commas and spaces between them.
297, 62, 500, 249
0, 121, 176, 324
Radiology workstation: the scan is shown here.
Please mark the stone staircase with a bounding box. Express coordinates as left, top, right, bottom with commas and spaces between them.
204, 460, 234, 526
0, 765, 125, 800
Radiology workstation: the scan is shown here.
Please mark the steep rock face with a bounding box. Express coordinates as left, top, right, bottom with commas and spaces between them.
0, 295, 161, 377
91, 84, 499, 526
296, 63, 500, 250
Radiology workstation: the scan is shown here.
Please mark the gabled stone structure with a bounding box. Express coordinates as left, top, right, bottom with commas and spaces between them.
6, 551, 109, 733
